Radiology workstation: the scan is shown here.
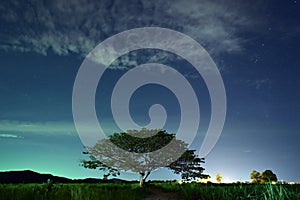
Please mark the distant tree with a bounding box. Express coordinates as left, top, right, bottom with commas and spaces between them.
81, 128, 208, 187
216, 173, 222, 183
250, 169, 277, 183
250, 170, 261, 183
261, 170, 277, 183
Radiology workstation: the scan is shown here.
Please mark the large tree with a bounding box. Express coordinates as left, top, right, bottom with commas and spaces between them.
81, 128, 208, 187
261, 170, 277, 183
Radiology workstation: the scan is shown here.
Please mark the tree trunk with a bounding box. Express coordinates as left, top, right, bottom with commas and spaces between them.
139, 172, 150, 187
139, 175, 144, 187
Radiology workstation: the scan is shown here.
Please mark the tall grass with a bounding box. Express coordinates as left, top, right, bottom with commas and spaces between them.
0, 183, 149, 200
0, 182, 299, 200
153, 182, 300, 200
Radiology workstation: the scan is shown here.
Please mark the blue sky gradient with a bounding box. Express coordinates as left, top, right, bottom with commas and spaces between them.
0, 0, 299, 182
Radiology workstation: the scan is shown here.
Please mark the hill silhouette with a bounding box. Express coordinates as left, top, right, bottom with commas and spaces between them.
0, 170, 131, 184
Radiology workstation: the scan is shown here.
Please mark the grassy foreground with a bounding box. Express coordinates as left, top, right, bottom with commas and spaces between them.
0, 183, 149, 200
153, 182, 300, 200
0, 182, 299, 200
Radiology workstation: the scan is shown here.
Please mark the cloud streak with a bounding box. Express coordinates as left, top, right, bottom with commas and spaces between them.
0, 120, 76, 136
0, 133, 24, 139
0, 120, 121, 138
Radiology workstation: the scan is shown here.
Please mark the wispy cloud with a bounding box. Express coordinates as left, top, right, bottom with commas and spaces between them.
0, 0, 262, 61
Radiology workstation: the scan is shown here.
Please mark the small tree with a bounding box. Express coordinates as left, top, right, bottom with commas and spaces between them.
81, 128, 208, 187
250, 170, 261, 183
216, 173, 222, 183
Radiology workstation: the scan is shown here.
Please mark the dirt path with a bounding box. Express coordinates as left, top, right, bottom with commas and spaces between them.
143, 185, 182, 200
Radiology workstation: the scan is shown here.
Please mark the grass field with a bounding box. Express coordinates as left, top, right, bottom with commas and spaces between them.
0, 182, 299, 200
0, 183, 149, 200
153, 182, 300, 200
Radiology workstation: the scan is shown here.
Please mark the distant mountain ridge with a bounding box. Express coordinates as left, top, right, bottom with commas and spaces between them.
0, 170, 131, 184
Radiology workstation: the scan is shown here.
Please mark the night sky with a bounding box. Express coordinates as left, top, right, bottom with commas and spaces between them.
0, 0, 299, 182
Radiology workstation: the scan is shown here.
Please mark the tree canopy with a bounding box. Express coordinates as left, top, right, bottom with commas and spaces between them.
250, 169, 277, 183
81, 128, 208, 186
261, 170, 278, 183
250, 170, 261, 183
216, 173, 222, 183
